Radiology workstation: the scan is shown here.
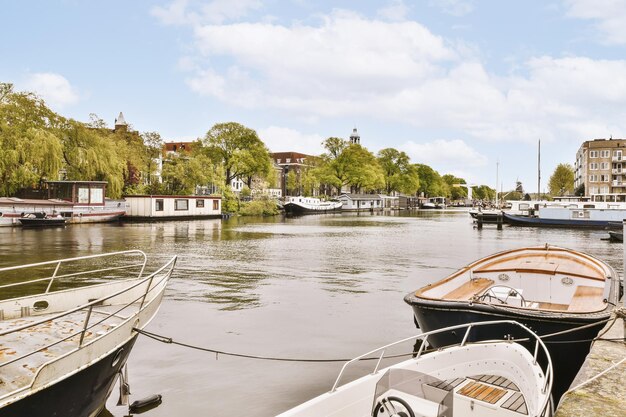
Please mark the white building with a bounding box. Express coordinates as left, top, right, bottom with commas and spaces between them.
124, 195, 221, 220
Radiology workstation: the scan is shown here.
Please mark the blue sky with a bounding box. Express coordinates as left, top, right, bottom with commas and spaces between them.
3, 0, 626, 193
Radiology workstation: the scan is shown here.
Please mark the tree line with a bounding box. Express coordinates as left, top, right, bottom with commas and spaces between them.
1, 82, 502, 201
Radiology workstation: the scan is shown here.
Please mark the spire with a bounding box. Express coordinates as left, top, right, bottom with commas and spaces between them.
349, 127, 360, 145
115, 112, 127, 127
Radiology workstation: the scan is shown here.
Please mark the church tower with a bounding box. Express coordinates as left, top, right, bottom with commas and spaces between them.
114, 112, 128, 133
349, 127, 360, 145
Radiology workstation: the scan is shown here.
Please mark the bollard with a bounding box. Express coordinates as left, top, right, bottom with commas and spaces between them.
497, 212, 503, 230
477, 212, 483, 229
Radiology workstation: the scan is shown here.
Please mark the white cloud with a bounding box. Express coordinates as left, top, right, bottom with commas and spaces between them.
23, 73, 79, 108
257, 126, 325, 155
151, 0, 262, 25
377, 0, 410, 22
428, 0, 474, 17
564, 0, 626, 44
403, 139, 488, 172
161, 5, 626, 151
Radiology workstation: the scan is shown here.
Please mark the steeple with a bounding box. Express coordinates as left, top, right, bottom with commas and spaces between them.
114, 112, 128, 133
349, 127, 360, 145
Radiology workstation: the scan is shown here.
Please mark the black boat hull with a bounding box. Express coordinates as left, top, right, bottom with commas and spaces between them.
503, 212, 621, 229
284, 203, 342, 215
406, 300, 609, 403
19, 218, 67, 228
0, 335, 138, 417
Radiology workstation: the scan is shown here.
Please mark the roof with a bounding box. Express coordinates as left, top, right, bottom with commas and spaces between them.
0, 197, 73, 206
115, 112, 127, 126
338, 193, 382, 200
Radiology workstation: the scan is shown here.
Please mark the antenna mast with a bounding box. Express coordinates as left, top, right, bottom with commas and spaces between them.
537, 139, 541, 199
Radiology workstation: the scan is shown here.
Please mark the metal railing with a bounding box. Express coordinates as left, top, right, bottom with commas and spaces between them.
330, 320, 553, 409
0, 251, 176, 398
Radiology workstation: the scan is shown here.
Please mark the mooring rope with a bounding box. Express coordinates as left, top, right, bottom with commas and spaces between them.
134, 312, 624, 363
133, 328, 430, 362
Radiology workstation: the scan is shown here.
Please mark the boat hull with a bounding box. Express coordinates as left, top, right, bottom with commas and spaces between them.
0, 335, 137, 417
503, 212, 621, 228
405, 299, 608, 402
284, 202, 342, 215
18, 218, 67, 228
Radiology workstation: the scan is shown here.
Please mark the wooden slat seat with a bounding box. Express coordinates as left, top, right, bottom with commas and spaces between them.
458, 381, 507, 404
443, 278, 494, 300
567, 286, 605, 312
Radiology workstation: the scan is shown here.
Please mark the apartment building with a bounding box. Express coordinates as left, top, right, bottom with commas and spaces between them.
575, 138, 626, 202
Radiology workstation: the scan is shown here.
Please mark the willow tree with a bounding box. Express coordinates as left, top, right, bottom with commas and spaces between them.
202, 122, 272, 187
0, 83, 64, 196
60, 120, 127, 198
377, 148, 420, 195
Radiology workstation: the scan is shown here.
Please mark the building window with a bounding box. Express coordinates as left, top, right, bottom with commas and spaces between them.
175, 199, 189, 211
589, 174, 597, 182
589, 162, 598, 170
601, 162, 609, 170
590, 150, 598, 158
213, 199, 219, 210
601, 150, 610, 158
600, 174, 609, 182
286, 158, 291, 163
155, 199, 164, 211
78, 187, 89, 204
196, 199, 205, 208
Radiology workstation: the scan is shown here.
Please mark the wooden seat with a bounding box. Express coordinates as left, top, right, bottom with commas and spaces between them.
443, 278, 494, 300
567, 286, 605, 312
458, 381, 507, 404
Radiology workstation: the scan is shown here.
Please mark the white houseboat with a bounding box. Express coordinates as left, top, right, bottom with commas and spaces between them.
0, 181, 125, 227
337, 194, 383, 212
123, 195, 222, 220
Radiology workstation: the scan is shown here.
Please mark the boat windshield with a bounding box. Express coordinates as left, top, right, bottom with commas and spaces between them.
372, 369, 451, 416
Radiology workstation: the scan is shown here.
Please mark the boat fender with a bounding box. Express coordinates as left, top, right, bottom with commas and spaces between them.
129, 394, 162, 414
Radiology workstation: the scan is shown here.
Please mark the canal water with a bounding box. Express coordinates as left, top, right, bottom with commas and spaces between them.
1, 210, 622, 416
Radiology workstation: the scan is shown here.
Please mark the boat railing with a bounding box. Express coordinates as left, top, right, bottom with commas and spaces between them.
0, 250, 147, 295
0, 254, 176, 398
331, 320, 553, 402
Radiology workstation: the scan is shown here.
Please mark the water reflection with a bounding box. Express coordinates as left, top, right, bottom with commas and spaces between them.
2, 211, 623, 417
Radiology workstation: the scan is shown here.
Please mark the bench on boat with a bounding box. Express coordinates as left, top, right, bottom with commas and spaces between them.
567, 285, 605, 312
443, 278, 494, 300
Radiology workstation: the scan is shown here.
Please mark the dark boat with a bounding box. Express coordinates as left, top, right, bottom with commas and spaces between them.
503, 211, 622, 229
18, 212, 67, 228
469, 209, 502, 223
404, 245, 620, 403
0, 251, 176, 417
608, 231, 623, 242
284, 196, 342, 215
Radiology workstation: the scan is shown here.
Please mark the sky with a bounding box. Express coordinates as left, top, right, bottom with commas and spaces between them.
2, 0, 626, 193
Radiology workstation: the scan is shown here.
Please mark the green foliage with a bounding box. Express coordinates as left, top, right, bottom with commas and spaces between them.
473, 185, 495, 200
377, 148, 419, 195
441, 174, 467, 200
574, 183, 585, 196
548, 163, 575, 196
286, 169, 299, 196
0, 83, 65, 195
239, 197, 279, 216
221, 187, 239, 213
202, 122, 272, 186
415, 164, 446, 197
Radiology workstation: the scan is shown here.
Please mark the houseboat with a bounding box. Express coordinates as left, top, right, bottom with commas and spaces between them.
278, 320, 553, 417
0, 250, 176, 417
123, 195, 222, 220
503, 206, 626, 228
337, 194, 383, 212
283, 196, 342, 215
404, 245, 620, 402
0, 181, 125, 227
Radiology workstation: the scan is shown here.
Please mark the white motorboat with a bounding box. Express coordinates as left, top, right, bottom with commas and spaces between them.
0, 250, 176, 417
277, 320, 553, 417
284, 196, 343, 215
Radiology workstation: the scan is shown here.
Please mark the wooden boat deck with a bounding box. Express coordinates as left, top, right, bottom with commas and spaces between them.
0, 307, 127, 398
568, 285, 605, 311
443, 278, 494, 300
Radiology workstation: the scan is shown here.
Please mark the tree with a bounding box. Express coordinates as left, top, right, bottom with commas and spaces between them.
343, 144, 384, 193
141, 131, 164, 187
574, 183, 585, 196
473, 185, 495, 201
160, 152, 213, 195
202, 122, 272, 187
441, 174, 467, 200
0, 83, 65, 196
377, 148, 419, 195
315, 137, 351, 194
548, 163, 575, 196
415, 164, 446, 197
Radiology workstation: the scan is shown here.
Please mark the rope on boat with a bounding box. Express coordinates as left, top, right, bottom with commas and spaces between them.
133, 328, 430, 362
